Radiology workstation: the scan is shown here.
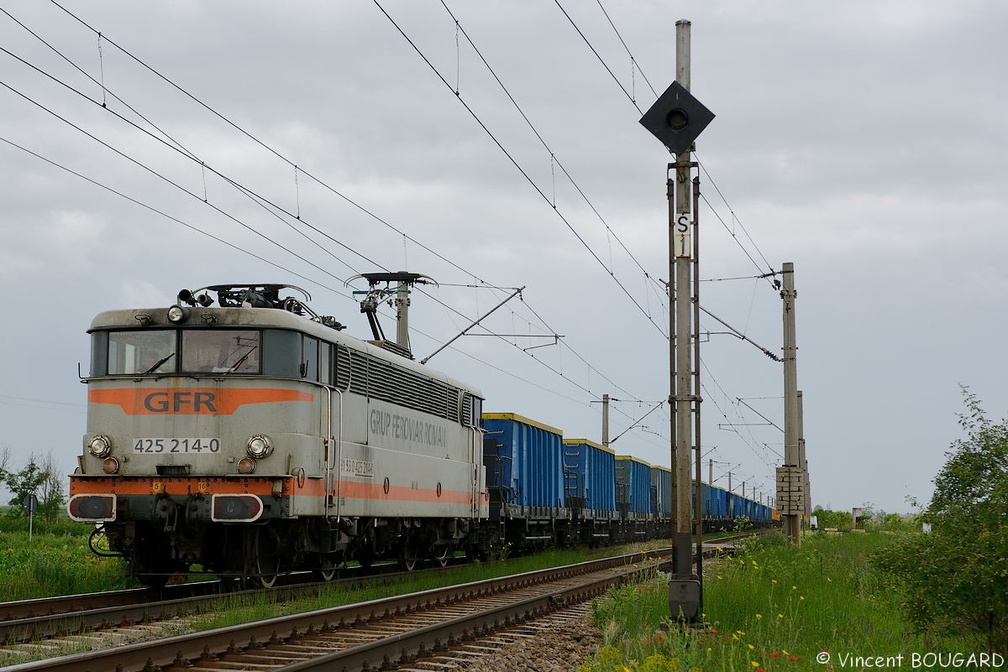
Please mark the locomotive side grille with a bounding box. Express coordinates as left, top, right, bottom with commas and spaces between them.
347, 347, 367, 396
350, 350, 463, 422
447, 387, 459, 423
335, 344, 352, 391
333, 341, 474, 422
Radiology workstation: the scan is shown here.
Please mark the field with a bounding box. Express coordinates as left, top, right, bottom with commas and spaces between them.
580, 531, 982, 672
0, 512, 131, 599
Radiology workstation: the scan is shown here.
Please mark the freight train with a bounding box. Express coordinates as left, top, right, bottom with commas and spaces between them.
68, 281, 776, 587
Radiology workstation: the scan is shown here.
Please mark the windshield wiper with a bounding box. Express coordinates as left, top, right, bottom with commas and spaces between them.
226, 346, 257, 374
140, 352, 175, 376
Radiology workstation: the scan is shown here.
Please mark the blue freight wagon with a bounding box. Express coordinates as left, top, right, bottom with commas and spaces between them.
650, 464, 672, 522
482, 412, 568, 548
562, 438, 617, 543
615, 455, 651, 517
562, 438, 616, 514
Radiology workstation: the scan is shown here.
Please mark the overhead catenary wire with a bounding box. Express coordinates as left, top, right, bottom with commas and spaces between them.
559, 0, 778, 290
2, 132, 612, 414
1, 59, 655, 432
374, 0, 667, 339
6, 3, 740, 455
32, 0, 665, 416
439, 0, 660, 292
44, 0, 501, 292
0, 134, 350, 298
0, 23, 609, 399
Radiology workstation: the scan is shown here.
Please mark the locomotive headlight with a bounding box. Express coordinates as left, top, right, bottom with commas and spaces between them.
167, 305, 188, 324
246, 434, 272, 459
88, 435, 112, 458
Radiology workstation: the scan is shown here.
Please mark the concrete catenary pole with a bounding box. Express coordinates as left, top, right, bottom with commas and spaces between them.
672, 19, 693, 575
602, 393, 610, 448
798, 390, 810, 521
692, 169, 704, 594
782, 262, 801, 545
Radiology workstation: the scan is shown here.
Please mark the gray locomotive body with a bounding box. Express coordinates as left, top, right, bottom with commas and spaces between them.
69, 285, 487, 585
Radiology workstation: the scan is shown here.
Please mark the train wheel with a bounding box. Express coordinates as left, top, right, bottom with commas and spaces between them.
313, 556, 337, 582
433, 544, 452, 568
254, 527, 281, 588
399, 544, 420, 572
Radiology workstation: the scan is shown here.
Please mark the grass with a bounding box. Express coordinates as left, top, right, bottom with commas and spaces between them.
580, 531, 976, 672
0, 513, 132, 599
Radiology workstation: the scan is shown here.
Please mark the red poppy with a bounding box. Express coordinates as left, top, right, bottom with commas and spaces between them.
770, 652, 780, 658
710, 628, 718, 634
790, 655, 799, 662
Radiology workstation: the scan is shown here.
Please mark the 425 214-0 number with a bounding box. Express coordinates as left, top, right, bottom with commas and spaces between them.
133, 438, 221, 454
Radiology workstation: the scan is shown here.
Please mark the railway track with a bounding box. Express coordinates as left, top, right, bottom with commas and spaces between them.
2, 548, 671, 672
0, 560, 451, 647
0, 536, 746, 671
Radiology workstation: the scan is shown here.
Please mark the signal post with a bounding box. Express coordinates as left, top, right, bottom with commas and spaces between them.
639, 19, 714, 625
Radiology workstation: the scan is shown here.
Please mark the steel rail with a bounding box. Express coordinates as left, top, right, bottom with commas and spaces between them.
2, 549, 671, 672
0, 560, 449, 645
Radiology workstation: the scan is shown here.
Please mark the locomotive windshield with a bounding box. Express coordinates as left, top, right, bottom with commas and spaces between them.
181, 330, 259, 373
97, 329, 261, 376
107, 331, 175, 375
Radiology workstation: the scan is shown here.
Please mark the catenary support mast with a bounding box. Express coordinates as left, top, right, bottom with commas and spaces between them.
782, 262, 802, 545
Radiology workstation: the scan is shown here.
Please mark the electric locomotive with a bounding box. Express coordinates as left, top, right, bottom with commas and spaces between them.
68, 281, 488, 586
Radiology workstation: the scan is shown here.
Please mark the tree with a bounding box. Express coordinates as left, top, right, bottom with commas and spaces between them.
4, 459, 45, 516
2, 450, 66, 522
875, 388, 1008, 650
38, 451, 67, 522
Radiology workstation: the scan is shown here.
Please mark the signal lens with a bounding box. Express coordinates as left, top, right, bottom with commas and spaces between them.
237, 457, 257, 474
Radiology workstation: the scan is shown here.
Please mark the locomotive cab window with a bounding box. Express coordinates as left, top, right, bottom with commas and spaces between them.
181, 330, 260, 374
106, 330, 176, 375
302, 336, 319, 380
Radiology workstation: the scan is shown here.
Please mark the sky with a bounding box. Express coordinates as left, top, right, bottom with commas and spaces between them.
1, 1, 1006, 515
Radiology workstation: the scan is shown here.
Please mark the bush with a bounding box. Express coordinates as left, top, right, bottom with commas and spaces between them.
873, 388, 1008, 650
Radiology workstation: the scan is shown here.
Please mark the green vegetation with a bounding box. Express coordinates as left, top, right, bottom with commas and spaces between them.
581, 532, 974, 672
874, 389, 1008, 651
0, 512, 132, 599
0, 448, 66, 522
581, 389, 1008, 671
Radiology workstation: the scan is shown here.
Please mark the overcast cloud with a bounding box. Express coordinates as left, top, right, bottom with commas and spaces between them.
1, 1, 1007, 514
